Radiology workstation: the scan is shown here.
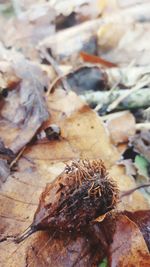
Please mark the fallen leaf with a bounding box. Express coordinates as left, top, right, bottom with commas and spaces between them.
67, 66, 108, 94
0, 58, 49, 153
1, 3, 56, 60
0, 140, 15, 162
109, 165, 149, 212
97, 22, 150, 66
99, 258, 108, 267
24, 89, 119, 169
80, 51, 117, 68
38, 18, 101, 63
106, 111, 136, 144
108, 215, 150, 267
118, 159, 137, 177
0, 140, 15, 185
116, 143, 128, 155
134, 154, 149, 179
0, 159, 10, 186
124, 210, 150, 251
26, 232, 104, 267
130, 130, 150, 162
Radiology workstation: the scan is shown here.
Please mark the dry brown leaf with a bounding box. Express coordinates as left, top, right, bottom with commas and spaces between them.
108, 215, 150, 267
0, 140, 15, 185
0, 61, 20, 89
0, 58, 49, 154
80, 51, 117, 68
38, 18, 102, 63
130, 130, 150, 161
97, 22, 150, 66
67, 66, 108, 94
0, 159, 10, 185
109, 165, 149, 212
106, 111, 136, 145
26, 232, 103, 267
124, 210, 150, 251
118, 159, 137, 177
24, 89, 119, 169
1, 3, 56, 60
116, 143, 128, 154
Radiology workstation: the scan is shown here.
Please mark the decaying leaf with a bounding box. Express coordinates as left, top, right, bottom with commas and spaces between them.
134, 154, 149, 179
130, 130, 150, 162
118, 159, 137, 177
0, 140, 15, 184
1, 3, 56, 60
106, 111, 136, 144
80, 51, 117, 68
24, 89, 119, 168
97, 22, 150, 66
26, 231, 104, 267
109, 165, 149, 212
124, 210, 150, 251
67, 66, 108, 94
0, 140, 15, 162
0, 159, 10, 186
0, 57, 49, 153
108, 215, 150, 267
38, 18, 101, 62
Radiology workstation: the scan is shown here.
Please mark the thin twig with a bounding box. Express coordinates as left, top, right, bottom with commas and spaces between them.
46, 63, 99, 95
0, 235, 14, 243
120, 183, 150, 198
41, 50, 71, 93
47, 73, 68, 95
10, 146, 26, 169
94, 82, 119, 112
107, 75, 150, 112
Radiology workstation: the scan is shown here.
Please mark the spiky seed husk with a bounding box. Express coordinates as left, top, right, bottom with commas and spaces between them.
33, 159, 119, 233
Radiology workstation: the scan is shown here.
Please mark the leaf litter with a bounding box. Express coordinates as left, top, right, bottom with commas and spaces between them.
0, 1, 150, 267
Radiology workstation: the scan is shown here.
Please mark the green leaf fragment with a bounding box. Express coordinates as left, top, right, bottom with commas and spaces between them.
134, 155, 149, 178
98, 258, 108, 267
